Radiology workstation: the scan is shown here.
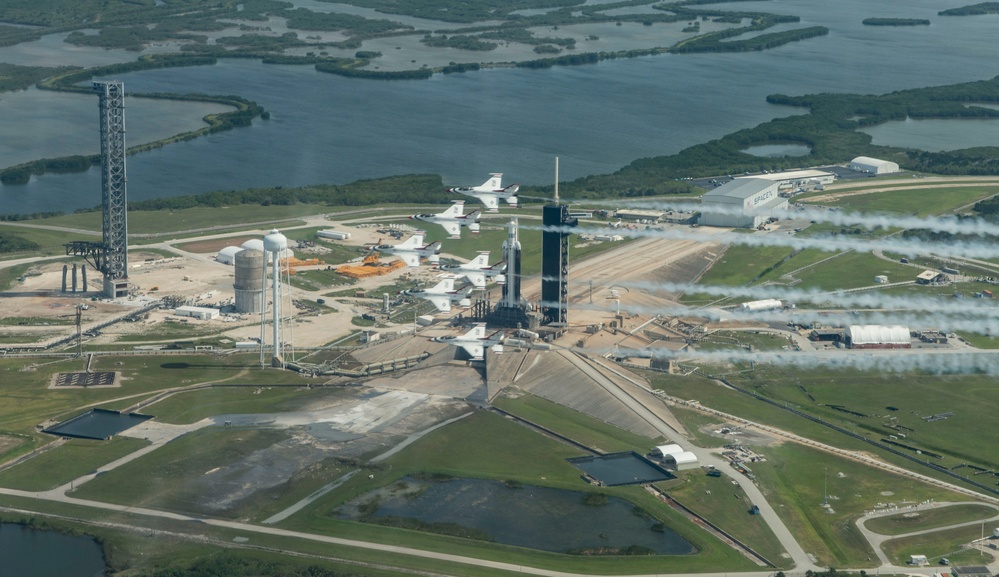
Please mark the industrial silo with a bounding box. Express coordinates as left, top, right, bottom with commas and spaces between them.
233, 248, 265, 314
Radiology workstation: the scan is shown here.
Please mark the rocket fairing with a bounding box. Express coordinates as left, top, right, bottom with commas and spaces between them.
500, 218, 522, 308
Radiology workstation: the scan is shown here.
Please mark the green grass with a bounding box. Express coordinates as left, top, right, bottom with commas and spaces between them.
881, 523, 998, 565
810, 185, 999, 217
662, 471, 788, 564
787, 251, 916, 291
144, 385, 340, 425
697, 330, 795, 352
751, 443, 967, 568
864, 504, 998, 536
287, 268, 356, 292
0, 437, 149, 491
491, 393, 662, 454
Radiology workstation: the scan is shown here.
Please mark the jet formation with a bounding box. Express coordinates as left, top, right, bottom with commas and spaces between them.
438, 251, 506, 288
449, 173, 519, 212
410, 201, 481, 239
430, 323, 505, 360
401, 276, 474, 313
369, 234, 441, 267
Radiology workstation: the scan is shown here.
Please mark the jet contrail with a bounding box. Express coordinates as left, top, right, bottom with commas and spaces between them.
592, 279, 999, 316
535, 298, 996, 333
534, 223, 999, 260
598, 199, 999, 237
581, 344, 999, 375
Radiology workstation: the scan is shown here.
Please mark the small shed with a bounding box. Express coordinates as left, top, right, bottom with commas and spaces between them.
909, 554, 929, 566
874, 275, 888, 284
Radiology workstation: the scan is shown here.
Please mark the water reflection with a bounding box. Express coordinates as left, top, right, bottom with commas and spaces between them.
861, 117, 999, 152
338, 476, 695, 554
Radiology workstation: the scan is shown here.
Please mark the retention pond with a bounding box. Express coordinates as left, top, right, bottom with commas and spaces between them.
337, 476, 694, 555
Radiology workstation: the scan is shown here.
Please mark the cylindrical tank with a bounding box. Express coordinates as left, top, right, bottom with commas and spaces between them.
234, 248, 265, 314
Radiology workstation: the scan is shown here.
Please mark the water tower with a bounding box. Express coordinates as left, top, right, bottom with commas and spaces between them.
262, 229, 288, 367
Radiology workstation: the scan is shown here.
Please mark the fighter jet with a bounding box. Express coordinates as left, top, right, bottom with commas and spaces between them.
438, 251, 507, 288
410, 201, 481, 239
449, 173, 519, 212
431, 323, 504, 360
368, 234, 442, 267
401, 276, 474, 313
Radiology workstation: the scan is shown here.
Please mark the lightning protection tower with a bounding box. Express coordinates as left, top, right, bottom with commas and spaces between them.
541, 157, 577, 326
66, 81, 129, 298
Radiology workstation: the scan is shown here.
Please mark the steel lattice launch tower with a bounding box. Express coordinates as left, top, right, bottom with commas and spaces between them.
500, 218, 522, 308
94, 81, 129, 298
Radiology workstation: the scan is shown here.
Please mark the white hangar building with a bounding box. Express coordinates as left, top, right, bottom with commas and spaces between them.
849, 156, 900, 175
699, 177, 788, 228
846, 325, 911, 349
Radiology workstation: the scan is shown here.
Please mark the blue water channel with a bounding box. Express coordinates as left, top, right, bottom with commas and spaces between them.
0, 1, 997, 215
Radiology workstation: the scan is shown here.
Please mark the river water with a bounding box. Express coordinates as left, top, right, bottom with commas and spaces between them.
0, 0, 997, 216
0, 523, 106, 577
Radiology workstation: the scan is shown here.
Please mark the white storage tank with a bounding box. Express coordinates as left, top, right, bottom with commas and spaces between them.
318, 230, 351, 241
234, 248, 265, 314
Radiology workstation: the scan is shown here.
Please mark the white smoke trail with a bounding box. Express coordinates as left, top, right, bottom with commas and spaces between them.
600, 199, 999, 237
534, 223, 999, 260
536, 298, 997, 333
584, 344, 999, 375
600, 278, 999, 315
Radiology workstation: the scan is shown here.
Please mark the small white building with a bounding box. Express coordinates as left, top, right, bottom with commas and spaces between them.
651, 444, 684, 458
216, 246, 243, 265
740, 299, 783, 312
909, 554, 928, 566
174, 306, 220, 320
318, 230, 351, 241
699, 178, 788, 228
850, 156, 900, 175
874, 275, 888, 284
666, 451, 699, 471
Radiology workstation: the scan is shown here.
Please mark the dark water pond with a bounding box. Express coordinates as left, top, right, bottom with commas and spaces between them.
339, 476, 694, 555
0, 523, 106, 577
568, 452, 675, 486
43, 408, 152, 440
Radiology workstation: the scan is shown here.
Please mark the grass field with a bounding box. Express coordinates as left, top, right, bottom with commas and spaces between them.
491, 393, 661, 454
751, 442, 966, 568
864, 504, 998, 536
881, 523, 998, 566
0, 437, 148, 491
807, 185, 999, 217
662, 471, 788, 564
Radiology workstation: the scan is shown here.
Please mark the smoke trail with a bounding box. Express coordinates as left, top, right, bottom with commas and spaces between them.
596, 279, 999, 316
534, 298, 997, 333
580, 344, 999, 375
597, 198, 999, 237
533, 223, 999, 260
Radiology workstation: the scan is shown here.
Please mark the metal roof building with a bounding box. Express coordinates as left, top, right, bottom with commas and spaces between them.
849, 156, 900, 174
651, 444, 684, 458
846, 325, 911, 349
699, 178, 788, 228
